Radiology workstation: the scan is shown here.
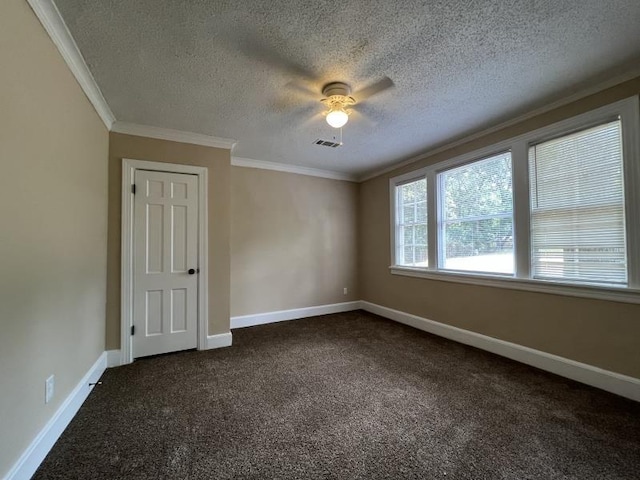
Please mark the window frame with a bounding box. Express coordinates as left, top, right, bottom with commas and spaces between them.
528, 120, 628, 286
389, 96, 640, 304
436, 150, 515, 275
390, 169, 428, 268
395, 176, 428, 267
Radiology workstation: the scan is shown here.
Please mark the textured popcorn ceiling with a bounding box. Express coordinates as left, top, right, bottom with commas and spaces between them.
55, 0, 640, 176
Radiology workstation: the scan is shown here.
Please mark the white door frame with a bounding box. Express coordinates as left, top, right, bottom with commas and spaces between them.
121, 158, 208, 365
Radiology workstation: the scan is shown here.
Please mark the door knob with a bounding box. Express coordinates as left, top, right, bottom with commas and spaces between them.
188, 268, 196, 275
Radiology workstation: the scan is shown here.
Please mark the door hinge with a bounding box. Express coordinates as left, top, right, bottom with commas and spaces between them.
131, 325, 135, 336
131, 184, 136, 194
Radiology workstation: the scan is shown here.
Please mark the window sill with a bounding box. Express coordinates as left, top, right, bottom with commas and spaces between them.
389, 266, 640, 305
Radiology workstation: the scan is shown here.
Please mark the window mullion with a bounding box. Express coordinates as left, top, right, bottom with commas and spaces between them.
413, 201, 418, 265
622, 98, 640, 288
390, 180, 399, 265
512, 140, 531, 279
427, 172, 438, 270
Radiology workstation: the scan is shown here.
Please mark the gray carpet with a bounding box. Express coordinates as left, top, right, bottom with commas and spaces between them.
34, 311, 640, 479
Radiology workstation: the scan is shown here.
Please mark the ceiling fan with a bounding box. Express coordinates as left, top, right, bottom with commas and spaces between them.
318, 78, 395, 129
320, 82, 355, 128
222, 27, 395, 130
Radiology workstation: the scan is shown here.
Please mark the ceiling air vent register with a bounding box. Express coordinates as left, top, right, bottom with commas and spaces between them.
313, 139, 342, 148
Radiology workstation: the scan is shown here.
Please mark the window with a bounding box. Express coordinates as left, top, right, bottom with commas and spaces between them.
390, 96, 640, 301
529, 121, 626, 285
395, 178, 427, 266
439, 152, 513, 274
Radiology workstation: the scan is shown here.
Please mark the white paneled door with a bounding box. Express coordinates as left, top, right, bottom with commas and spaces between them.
133, 170, 199, 358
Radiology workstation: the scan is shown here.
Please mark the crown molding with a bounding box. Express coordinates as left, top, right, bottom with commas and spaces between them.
27, 0, 115, 129
28, 0, 640, 181
359, 67, 640, 182
231, 157, 357, 182
111, 122, 237, 150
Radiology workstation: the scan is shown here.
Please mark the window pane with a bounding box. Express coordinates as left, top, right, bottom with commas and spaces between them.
440, 152, 514, 274
444, 152, 513, 220
442, 218, 514, 273
396, 179, 428, 267
404, 246, 415, 265
403, 205, 415, 223
529, 120, 626, 285
415, 246, 428, 264
416, 201, 427, 222
404, 226, 414, 245
402, 182, 416, 203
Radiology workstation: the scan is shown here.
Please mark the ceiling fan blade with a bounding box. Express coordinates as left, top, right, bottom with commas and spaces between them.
226, 27, 318, 80
272, 84, 319, 111
350, 108, 378, 128
353, 76, 395, 102
284, 80, 319, 100
296, 111, 326, 130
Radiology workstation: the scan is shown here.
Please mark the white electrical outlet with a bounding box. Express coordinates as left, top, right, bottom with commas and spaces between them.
343, 287, 348, 295
45, 375, 55, 404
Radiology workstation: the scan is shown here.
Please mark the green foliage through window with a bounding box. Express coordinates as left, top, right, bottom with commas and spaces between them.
440, 152, 514, 273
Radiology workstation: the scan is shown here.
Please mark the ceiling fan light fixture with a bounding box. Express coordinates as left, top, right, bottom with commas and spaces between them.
321, 82, 356, 129
326, 108, 349, 128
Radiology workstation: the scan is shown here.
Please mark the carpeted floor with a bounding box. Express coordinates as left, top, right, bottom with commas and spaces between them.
34, 310, 640, 479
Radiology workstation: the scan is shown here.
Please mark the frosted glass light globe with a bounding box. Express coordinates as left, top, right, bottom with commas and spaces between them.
326, 109, 349, 128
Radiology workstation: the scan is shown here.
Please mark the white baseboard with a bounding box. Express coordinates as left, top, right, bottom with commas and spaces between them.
231, 301, 361, 329
206, 332, 233, 350
106, 350, 122, 368
107, 336, 231, 364
4, 352, 107, 480
361, 301, 640, 402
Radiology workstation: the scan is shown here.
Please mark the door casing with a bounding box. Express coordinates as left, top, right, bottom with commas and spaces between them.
121, 158, 208, 365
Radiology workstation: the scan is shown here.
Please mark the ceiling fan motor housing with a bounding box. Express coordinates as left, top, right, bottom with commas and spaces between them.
322, 82, 351, 98
321, 82, 356, 111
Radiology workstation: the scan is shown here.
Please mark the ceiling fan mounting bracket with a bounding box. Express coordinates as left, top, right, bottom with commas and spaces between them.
322, 82, 352, 98
320, 82, 356, 114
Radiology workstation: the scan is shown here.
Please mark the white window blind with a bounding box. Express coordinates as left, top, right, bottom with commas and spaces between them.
396, 178, 427, 266
439, 152, 514, 274
529, 120, 627, 285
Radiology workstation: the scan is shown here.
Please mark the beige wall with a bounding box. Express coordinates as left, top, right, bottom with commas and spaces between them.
107, 133, 231, 349
231, 167, 358, 316
0, 0, 109, 475
359, 77, 640, 380
1, 0, 637, 473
